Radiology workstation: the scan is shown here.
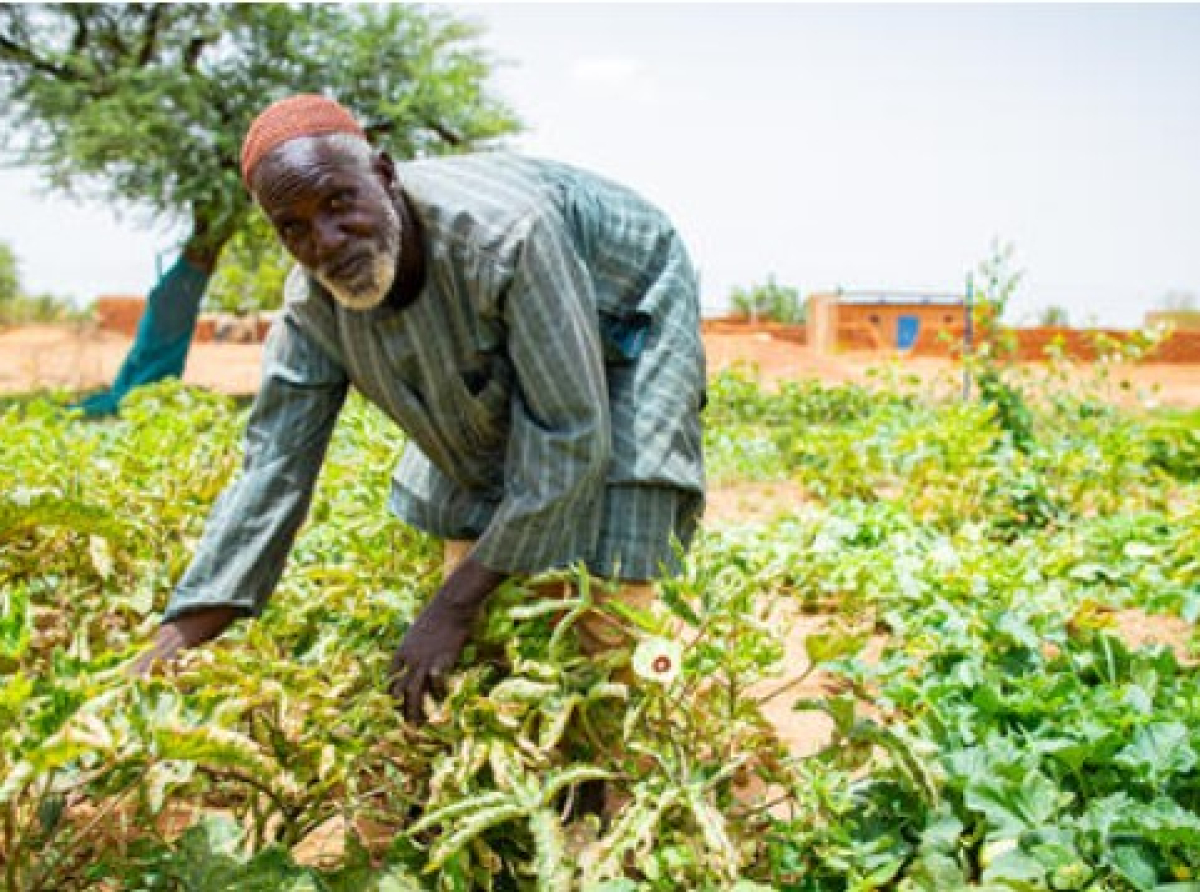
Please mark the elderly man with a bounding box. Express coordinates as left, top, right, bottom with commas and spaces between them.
137, 95, 706, 721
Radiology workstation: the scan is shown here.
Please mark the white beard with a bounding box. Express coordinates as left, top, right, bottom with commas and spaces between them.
317, 200, 402, 311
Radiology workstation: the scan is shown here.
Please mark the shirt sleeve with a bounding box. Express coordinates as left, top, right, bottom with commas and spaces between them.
470, 208, 612, 575
163, 306, 349, 621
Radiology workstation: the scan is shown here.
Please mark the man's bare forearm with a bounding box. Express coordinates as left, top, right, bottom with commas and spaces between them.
160, 605, 241, 648
132, 605, 240, 676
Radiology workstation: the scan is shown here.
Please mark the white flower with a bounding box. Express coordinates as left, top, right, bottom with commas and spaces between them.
632, 637, 682, 686
1123, 541, 1156, 560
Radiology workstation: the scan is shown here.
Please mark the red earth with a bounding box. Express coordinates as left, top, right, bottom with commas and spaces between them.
3, 324, 1199, 405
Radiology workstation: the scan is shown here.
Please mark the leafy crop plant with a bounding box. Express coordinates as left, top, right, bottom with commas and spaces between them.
2, 371, 1198, 889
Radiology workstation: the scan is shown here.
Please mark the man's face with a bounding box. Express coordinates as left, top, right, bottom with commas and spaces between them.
252, 137, 401, 311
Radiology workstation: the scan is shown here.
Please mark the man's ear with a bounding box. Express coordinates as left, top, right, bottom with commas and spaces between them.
373, 150, 397, 189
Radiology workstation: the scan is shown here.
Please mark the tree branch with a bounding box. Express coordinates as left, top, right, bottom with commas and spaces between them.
365, 117, 463, 148
66, 5, 90, 58
0, 32, 75, 81
135, 4, 166, 68
182, 35, 208, 73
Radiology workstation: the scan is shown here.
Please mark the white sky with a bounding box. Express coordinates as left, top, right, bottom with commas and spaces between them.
2, 2, 1198, 328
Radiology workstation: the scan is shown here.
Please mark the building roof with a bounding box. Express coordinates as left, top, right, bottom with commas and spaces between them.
826, 289, 965, 306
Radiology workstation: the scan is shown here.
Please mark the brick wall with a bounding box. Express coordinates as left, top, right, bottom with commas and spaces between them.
912, 325, 1200, 363
1012, 328, 1200, 363
92, 296, 275, 344
93, 296, 146, 338
701, 317, 807, 344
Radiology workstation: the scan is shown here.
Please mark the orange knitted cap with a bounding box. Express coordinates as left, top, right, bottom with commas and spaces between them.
240, 94, 367, 183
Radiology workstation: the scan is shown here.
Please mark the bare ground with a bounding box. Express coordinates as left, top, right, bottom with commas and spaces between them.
2, 324, 1195, 759
4, 325, 1200, 406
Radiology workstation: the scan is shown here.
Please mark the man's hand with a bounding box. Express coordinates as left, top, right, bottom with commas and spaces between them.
390, 555, 505, 723
130, 606, 240, 678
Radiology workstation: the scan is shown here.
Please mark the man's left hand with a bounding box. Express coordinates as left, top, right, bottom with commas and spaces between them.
390, 555, 505, 723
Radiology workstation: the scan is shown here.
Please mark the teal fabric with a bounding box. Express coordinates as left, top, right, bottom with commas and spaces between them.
80, 255, 210, 416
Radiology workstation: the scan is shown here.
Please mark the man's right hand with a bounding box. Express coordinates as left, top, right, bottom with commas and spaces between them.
130, 606, 240, 677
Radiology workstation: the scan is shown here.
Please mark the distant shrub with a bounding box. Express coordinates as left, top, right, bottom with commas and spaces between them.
729, 274, 804, 324
0, 238, 83, 325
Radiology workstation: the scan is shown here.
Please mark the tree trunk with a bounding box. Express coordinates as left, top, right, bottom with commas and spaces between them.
80, 214, 232, 416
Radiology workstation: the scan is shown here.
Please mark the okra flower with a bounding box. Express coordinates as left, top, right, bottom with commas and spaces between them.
632, 637, 682, 686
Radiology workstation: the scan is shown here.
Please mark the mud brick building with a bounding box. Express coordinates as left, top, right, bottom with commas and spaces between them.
807, 290, 966, 355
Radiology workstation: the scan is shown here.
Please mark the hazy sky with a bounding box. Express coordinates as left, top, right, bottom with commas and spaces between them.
2, 3, 1198, 327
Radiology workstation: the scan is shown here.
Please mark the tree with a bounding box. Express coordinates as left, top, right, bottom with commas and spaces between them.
968, 239, 1034, 452
970, 238, 1023, 351
729, 274, 804, 325
1035, 304, 1070, 328
203, 216, 291, 316
0, 238, 81, 324
0, 3, 520, 410
0, 240, 18, 306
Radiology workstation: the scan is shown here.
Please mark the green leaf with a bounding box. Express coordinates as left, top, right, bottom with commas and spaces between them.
488, 677, 558, 706
0, 670, 34, 717
684, 785, 739, 877
37, 792, 65, 832
0, 493, 124, 542
529, 807, 571, 892
407, 791, 513, 836
0, 583, 32, 660
980, 847, 1046, 886
537, 693, 582, 752
1110, 838, 1164, 891
804, 626, 871, 666
966, 769, 1066, 837
1116, 722, 1197, 782
152, 725, 298, 797
506, 596, 584, 622
540, 764, 613, 805
425, 802, 528, 871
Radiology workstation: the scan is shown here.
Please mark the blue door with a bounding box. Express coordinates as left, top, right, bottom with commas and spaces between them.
897, 315, 920, 350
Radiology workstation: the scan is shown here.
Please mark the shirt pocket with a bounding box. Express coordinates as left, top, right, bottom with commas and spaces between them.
599, 311, 652, 365
456, 354, 512, 451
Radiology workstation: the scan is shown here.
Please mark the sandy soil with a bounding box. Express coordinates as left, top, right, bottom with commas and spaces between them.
2, 324, 1195, 760
3, 324, 1200, 405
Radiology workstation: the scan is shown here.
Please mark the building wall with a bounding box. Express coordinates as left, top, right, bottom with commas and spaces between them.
806, 293, 837, 354
700, 317, 806, 344
93, 296, 273, 343
1145, 312, 1200, 332
807, 293, 966, 353
1010, 327, 1200, 363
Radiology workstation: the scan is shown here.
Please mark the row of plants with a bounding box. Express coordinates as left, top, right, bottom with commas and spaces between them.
2, 360, 1198, 889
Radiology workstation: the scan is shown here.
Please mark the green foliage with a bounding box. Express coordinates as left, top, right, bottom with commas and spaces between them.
1036, 304, 1071, 327
729, 274, 804, 325
703, 365, 915, 483
0, 239, 81, 325
204, 216, 291, 315
0, 4, 522, 260
0, 387, 790, 889
966, 239, 1040, 456
3, 367, 1200, 888
0, 240, 18, 304
973, 238, 1023, 336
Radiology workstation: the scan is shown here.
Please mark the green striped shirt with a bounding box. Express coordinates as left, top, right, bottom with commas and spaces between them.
165, 154, 705, 622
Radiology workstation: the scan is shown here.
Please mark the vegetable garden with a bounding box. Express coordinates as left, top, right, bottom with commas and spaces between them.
2, 355, 1199, 890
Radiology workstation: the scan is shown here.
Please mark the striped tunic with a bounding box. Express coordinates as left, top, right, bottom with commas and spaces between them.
164, 153, 706, 622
